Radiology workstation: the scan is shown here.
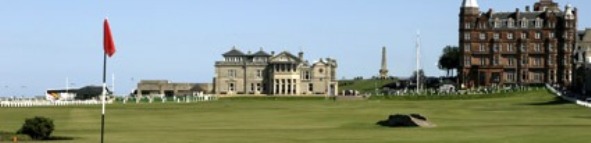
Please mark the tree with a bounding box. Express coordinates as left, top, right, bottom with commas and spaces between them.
17, 116, 54, 140
410, 69, 426, 89
438, 45, 460, 77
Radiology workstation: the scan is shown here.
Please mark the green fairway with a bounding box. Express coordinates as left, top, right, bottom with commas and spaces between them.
2, 90, 591, 143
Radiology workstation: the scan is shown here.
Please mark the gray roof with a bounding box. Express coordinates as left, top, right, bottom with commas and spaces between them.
490, 11, 564, 19
222, 48, 245, 56
252, 50, 271, 57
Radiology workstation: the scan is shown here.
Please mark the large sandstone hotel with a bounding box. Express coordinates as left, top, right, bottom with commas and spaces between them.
459, 0, 578, 87
213, 47, 338, 95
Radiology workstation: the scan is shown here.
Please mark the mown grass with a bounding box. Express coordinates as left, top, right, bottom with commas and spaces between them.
1, 90, 590, 143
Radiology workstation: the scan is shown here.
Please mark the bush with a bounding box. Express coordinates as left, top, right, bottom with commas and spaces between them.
17, 116, 54, 140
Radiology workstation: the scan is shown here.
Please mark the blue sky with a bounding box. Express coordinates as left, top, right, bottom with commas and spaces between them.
1, 0, 590, 96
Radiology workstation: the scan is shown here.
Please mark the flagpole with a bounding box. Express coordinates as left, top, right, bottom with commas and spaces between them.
101, 17, 116, 143
101, 53, 106, 143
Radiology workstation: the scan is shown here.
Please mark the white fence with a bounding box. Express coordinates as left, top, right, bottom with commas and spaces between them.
122, 95, 217, 104
546, 84, 591, 108
0, 100, 113, 108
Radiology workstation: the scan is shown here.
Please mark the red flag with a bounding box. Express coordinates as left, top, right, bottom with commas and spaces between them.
103, 18, 116, 57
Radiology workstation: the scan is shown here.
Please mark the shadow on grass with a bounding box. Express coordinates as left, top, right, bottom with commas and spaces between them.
44, 136, 75, 141
525, 97, 571, 106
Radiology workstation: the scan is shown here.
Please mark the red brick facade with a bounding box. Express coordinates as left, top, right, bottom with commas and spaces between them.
459, 0, 577, 88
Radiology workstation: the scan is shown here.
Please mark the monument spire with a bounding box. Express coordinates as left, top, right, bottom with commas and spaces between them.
379, 46, 388, 79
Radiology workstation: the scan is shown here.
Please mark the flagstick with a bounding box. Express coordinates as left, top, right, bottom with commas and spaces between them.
101, 53, 107, 143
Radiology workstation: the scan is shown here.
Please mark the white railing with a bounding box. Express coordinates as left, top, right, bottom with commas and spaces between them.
545, 84, 591, 108
0, 100, 113, 108
122, 95, 217, 104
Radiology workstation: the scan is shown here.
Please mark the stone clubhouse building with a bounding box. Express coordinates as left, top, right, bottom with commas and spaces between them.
459, 0, 578, 88
213, 47, 338, 96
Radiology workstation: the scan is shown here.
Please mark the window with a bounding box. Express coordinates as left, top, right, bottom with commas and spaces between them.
548, 56, 553, 65
493, 19, 500, 28
520, 44, 527, 52
464, 32, 471, 40
533, 72, 544, 82
250, 83, 255, 92
465, 23, 471, 29
256, 83, 262, 91
493, 33, 500, 40
480, 33, 486, 40
507, 33, 514, 40
548, 44, 554, 52
549, 33, 555, 38
303, 71, 311, 80
479, 44, 486, 52
493, 56, 499, 65
229, 83, 235, 92
535, 32, 541, 39
533, 57, 542, 66
308, 83, 313, 92
464, 43, 471, 52
535, 19, 543, 28
534, 44, 541, 52
521, 32, 527, 39
521, 19, 528, 28
464, 56, 471, 66
493, 44, 499, 52
508, 44, 514, 52
521, 55, 528, 65
508, 19, 515, 28
506, 72, 516, 82
480, 57, 487, 66
508, 56, 516, 66
256, 69, 263, 78
228, 69, 236, 78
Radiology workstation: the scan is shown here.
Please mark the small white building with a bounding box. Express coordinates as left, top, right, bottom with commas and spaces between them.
45, 89, 77, 101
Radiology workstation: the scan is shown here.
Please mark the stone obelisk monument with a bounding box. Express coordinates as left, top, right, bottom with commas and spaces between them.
379, 46, 389, 79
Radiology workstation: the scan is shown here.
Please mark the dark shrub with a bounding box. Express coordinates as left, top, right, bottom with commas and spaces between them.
17, 116, 54, 140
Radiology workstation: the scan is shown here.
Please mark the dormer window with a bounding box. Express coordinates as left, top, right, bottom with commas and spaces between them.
520, 19, 528, 28
535, 18, 543, 28
508, 19, 515, 28
493, 19, 500, 28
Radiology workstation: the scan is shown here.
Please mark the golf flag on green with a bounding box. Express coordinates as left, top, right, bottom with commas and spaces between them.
101, 17, 116, 143
104, 18, 116, 57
